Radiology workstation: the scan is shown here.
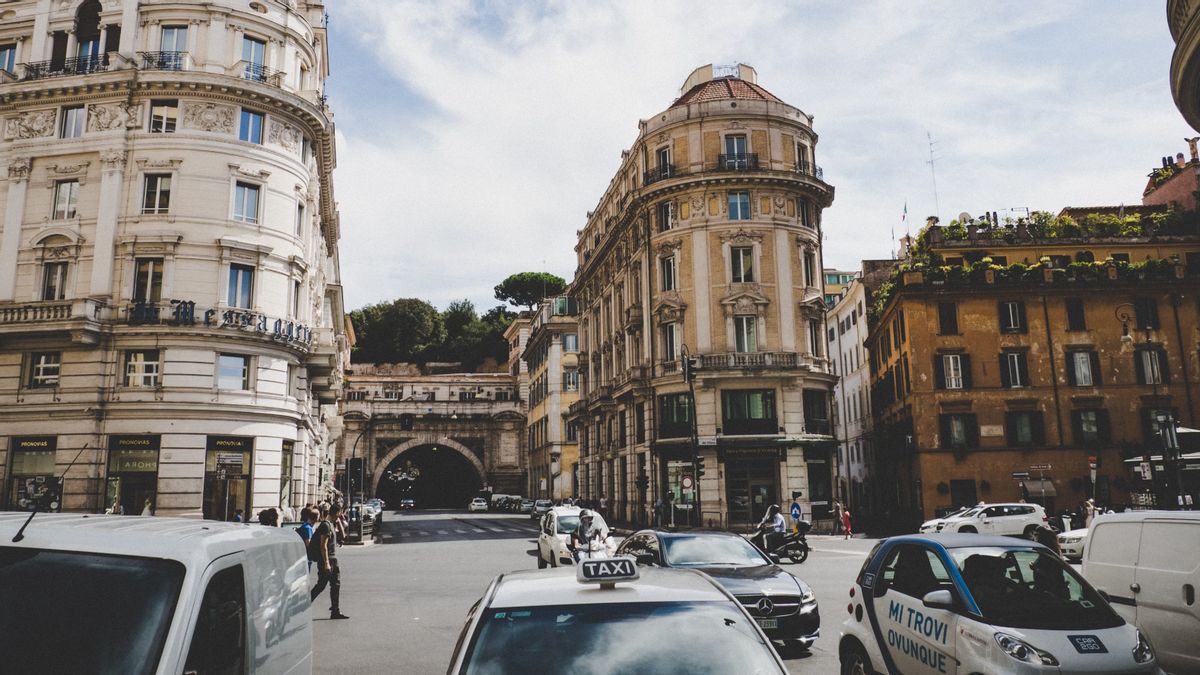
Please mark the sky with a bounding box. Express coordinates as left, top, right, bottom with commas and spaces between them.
326, 1, 1195, 314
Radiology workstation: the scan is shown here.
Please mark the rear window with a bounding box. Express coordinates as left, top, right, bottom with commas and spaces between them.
0, 546, 185, 674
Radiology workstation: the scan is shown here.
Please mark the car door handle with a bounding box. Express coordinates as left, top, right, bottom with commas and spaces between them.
1130, 583, 1141, 593
1185, 584, 1195, 606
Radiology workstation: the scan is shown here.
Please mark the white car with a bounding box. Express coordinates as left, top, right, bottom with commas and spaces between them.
536, 506, 609, 567
919, 507, 970, 533
839, 534, 1163, 674
938, 502, 1048, 538
530, 499, 553, 520
1057, 528, 1089, 562
468, 497, 488, 513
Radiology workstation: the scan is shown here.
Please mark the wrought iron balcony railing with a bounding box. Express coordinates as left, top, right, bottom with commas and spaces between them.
138, 51, 190, 71
241, 61, 282, 86
795, 159, 825, 181
717, 153, 759, 171
643, 163, 676, 185
21, 54, 108, 80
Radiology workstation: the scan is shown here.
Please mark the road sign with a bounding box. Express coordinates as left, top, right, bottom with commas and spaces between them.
1011, 471, 1031, 480
680, 475, 694, 489
1139, 462, 1152, 480
698, 436, 717, 446
1028, 463, 1052, 471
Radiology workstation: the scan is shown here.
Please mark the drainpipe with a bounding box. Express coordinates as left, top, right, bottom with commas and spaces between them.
1170, 291, 1196, 425
1040, 294, 1065, 448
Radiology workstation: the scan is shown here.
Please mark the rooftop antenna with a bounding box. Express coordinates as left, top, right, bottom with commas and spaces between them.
927, 131, 941, 219
12, 443, 88, 543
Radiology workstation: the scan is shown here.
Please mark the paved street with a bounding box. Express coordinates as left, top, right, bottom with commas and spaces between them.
313, 509, 878, 673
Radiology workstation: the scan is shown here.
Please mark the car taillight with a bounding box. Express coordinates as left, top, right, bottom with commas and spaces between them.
849, 586, 856, 598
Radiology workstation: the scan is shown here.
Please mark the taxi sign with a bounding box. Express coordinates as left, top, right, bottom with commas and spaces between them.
576, 556, 639, 586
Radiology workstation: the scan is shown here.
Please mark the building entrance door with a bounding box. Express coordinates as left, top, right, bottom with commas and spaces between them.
725, 458, 778, 528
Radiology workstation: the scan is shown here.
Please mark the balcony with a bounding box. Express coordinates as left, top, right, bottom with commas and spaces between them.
795, 159, 825, 181
643, 164, 677, 185
138, 51, 192, 71
805, 419, 832, 436
623, 304, 643, 332
0, 298, 107, 343
695, 351, 825, 372
717, 153, 759, 171
21, 54, 108, 81
236, 61, 284, 88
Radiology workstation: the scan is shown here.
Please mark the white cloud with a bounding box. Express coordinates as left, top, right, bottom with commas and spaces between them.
328, 1, 1194, 309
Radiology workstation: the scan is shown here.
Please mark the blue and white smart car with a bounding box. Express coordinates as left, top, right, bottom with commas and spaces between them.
838, 535, 1163, 675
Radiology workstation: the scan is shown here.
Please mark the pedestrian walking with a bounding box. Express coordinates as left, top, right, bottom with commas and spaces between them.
141, 497, 154, 516
841, 507, 853, 540
790, 496, 803, 534
1084, 498, 1096, 528
833, 500, 843, 535
310, 504, 349, 620
598, 494, 608, 520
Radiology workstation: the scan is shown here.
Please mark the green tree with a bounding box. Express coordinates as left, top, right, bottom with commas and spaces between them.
493, 272, 566, 310
349, 298, 442, 363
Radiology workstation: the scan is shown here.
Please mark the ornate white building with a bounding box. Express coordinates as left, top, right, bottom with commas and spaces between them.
0, 0, 347, 520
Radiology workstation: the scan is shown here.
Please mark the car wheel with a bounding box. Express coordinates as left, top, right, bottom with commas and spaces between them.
1023, 525, 1040, 540
537, 551, 547, 569
841, 643, 872, 675
958, 526, 977, 533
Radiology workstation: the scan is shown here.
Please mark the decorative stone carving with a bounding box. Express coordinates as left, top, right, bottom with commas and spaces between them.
135, 158, 183, 170
99, 150, 126, 171
720, 289, 770, 318
656, 132, 669, 144
690, 195, 704, 217
719, 228, 764, 244
45, 162, 91, 185
228, 163, 271, 179
87, 102, 141, 132
5, 110, 57, 140
773, 195, 786, 210
727, 120, 746, 130
654, 238, 682, 256
268, 119, 302, 152
182, 102, 236, 133
7, 157, 32, 180
653, 297, 687, 323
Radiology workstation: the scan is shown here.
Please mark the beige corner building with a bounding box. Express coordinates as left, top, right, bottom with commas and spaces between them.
566, 64, 837, 529
0, 0, 347, 519
524, 296, 580, 500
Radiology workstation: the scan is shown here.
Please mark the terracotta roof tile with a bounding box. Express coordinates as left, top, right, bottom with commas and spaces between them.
671, 77, 785, 108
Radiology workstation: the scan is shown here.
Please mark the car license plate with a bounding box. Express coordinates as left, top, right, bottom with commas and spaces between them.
755, 618, 777, 630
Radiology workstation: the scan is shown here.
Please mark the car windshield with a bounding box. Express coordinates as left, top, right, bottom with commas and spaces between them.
662, 535, 768, 567
955, 508, 980, 519
462, 601, 783, 674
536, 501, 552, 507
0, 546, 185, 674
556, 515, 580, 534
950, 547, 1122, 630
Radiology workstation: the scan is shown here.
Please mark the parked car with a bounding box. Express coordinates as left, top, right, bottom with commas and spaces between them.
839, 534, 1161, 675
518, 499, 534, 514
531, 499, 553, 520
918, 506, 970, 533
0, 513, 312, 674
1057, 527, 1089, 562
468, 497, 489, 513
1083, 510, 1200, 674
537, 506, 609, 567
399, 498, 415, 510
937, 502, 1048, 538
616, 529, 819, 650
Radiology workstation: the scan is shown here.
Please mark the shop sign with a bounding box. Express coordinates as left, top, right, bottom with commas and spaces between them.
216, 452, 244, 468
13, 436, 57, 452
207, 436, 253, 452
127, 299, 313, 347
718, 446, 783, 461
109, 435, 161, 452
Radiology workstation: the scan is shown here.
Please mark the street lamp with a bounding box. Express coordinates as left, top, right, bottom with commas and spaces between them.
1115, 303, 1184, 509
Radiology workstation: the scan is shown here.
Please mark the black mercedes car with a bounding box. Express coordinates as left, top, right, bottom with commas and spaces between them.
614, 529, 819, 650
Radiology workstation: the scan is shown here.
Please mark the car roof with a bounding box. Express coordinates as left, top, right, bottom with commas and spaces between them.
884, 534, 1047, 550
633, 529, 746, 540
485, 566, 734, 608
1092, 510, 1200, 524
0, 513, 300, 569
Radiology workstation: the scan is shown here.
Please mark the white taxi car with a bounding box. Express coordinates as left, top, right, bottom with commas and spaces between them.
536, 506, 609, 567
1057, 528, 1089, 563
447, 557, 788, 673
468, 497, 489, 513
839, 534, 1163, 674
937, 502, 1048, 538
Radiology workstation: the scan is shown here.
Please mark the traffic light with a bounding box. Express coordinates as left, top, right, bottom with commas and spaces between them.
635, 474, 650, 492
695, 454, 706, 479
683, 356, 700, 382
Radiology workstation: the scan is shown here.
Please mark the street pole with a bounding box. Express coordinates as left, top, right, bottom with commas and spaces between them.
682, 344, 700, 528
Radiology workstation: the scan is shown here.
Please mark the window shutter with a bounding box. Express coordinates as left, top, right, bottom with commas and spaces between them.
1032, 412, 1046, 445
1005, 413, 1017, 446
1157, 348, 1171, 384
1096, 409, 1111, 444
934, 355, 946, 389
1141, 409, 1156, 444
1066, 352, 1078, 386
1018, 352, 1030, 386
967, 415, 980, 448
999, 354, 1011, 387
1089, 352, 1101, 386
997, 302, 1006, 332
960, 354, 973, 390
939, 415, 951, 449
1070, 411, 1083, 446
1016, 301, 1028, 333
1134, 351, 1146, 385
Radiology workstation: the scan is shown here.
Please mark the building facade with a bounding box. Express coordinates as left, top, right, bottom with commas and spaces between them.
566, 64, 837, 530
828, 275, 872, 516
869, 209, 1200, 528
0, 0, 347, 520
523, 296, 580, 500
1169, 0, 1200, 132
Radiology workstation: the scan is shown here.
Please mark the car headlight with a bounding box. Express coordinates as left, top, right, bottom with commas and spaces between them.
994, 632, 1058, 666
799, 586, 815, 604
1133, 629, 1155, 664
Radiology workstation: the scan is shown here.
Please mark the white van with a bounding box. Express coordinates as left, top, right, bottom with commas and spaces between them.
0, 513, 312, 674
1082, 511, 1200, 674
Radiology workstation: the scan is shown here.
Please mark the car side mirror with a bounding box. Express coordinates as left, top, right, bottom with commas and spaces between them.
922, 589, 956, 610
635, 553, 656, 566
768, 553, 782, 564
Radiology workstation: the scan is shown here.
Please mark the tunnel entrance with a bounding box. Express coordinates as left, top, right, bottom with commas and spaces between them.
376, 443, 482, 509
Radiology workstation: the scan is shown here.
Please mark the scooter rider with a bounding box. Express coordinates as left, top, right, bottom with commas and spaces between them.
570, 509, 607, 561
757, 504, 786, 552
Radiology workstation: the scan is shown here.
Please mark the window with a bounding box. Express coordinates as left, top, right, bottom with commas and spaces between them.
563, 334, 578, 352
142, 174, 172, 214
661, 323, 677, 361
563, 368, 579, 391
937, 353, 970, 390
1065, 298, 1086, 331
798, 197, 811, 228
29, 352, 61, 387
734, 316, 757, 353
1000, 350, 1030, 387
1143, 408, 1178, 445
877, 545, 952, 599
659, 256, 676, 291
939, 413, 979, 449
0, 44, 16, 73
803, 389, 830, 435
721, 389, 777, 435
1133, 297, 1160, 330
149, 100, 178, 133
227, 264, 254, 309
1067, 350, 1099, 387
239, 110, 264, 144
232, 182, 260, 223
659, 393, 692, 438
731, 246, 754, 283
184, 565, 246, 674
216, 354, 251, 390
656, 146, 671, 173
242, 36, 266, 80
1071, 409, 1110, 446
656, 201, 672, 232
723, 134, 748, 168
60, 106, 85, 138
295, 202, 305, 237
728, 191, 751, 220
937, 302, 958, 335
42, 262, 68, 301
160, 25, 188, 54
1135, 348, 1169, 385
636, 402, 646, 443
809, 320, 822, 357
52, 180, 80, 220
1006, 411, 1044, 447
999, 300, 1027, 333
124, 350, 160, 387
133, 258, 163, 303
803, 251, 816, 287
291, 280, 301, 317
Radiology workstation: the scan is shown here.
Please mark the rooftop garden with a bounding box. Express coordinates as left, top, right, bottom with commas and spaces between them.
933, 208, 1197, 244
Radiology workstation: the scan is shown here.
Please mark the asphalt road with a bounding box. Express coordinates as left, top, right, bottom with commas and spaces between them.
312, 509, 879, 674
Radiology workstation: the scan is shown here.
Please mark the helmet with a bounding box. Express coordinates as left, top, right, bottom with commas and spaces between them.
579, 509, 593, 520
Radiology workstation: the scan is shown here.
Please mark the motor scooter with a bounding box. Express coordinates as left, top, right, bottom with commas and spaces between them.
750, 521, 810, 564
572, 535, 616, 562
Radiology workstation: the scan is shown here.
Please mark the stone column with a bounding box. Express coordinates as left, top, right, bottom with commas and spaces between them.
65, 29, 77, 61
98, 25, 108, 56
32, 0, 51, 61
118, 0, 138, 57
89, 149, 126, 298
0, 158, 33, 300
776, 230, 796, 350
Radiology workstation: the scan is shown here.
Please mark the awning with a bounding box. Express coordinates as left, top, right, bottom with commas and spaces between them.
1124, 451, 1200, 463
1021, 479, 1057, 497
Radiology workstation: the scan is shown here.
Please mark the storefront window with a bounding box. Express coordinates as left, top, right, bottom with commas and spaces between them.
8, 436, 61, 512
664, 459, 695, 527
280, 440, 294, 512
203, 436, 253, 521
721, 389, 777, 435
105, 435, 160, 516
